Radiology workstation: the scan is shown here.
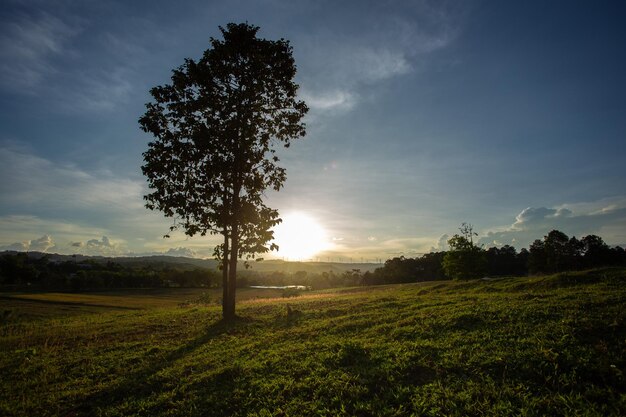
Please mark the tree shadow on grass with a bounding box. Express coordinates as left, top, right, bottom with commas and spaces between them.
67, 316, 254, 416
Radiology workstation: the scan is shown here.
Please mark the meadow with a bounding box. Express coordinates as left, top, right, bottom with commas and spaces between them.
1, 268, 625, 416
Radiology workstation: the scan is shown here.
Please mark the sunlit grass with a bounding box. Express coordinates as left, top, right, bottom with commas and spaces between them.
1, 268, 625, 416
0, 287, 291, 320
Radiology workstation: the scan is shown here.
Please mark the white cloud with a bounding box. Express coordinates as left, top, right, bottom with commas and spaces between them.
164, 247, 197, 258
430, 234, 449, 252
2, 233, 136, 257
76, 236, 125, 256
0, 227, 209, 258
2, 241, 29, 251
0, 230, 124, 256
301, 89, 356, 112
29, 234, 56, 252
0, 234, 56, 253
512, 207, 573, 230
479, 197, 626, 249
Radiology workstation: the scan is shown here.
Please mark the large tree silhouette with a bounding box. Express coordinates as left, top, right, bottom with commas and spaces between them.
139, 23, 307, 320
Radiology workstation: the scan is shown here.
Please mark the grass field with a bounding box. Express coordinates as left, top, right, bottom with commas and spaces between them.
1, 269, 625, 416
0, 287, 287, 320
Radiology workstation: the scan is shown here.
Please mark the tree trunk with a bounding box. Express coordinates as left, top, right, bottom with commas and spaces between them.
221, 230, 229, 319
225, 222, 239, 321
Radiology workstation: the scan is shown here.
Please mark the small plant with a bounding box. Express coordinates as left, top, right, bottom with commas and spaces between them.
333, 341, 369, 367
1, 309, 16, 324
179, 292, 214, 307
282, 288, 302, 298
285, 304, 302, 318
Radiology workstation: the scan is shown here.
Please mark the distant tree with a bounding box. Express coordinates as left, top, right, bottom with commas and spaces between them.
415, 252, 447, 281
516, 248, 530, 275
0, 253, 38, 286
361, 270, 375, 286
443, 223, 487, 280
486, 245, 520, 276
609, 246, 626, 265
342, 269, 362, 286
139, 23, 308, 320
294, 270, 308, 282
544, 230, 570, 272
542, 230, 587, 272
581, 234, 611, 268
368, 252, 448, 285
528, 239, 547, 274
567, 236, 584, 270
377, 256, 418, 284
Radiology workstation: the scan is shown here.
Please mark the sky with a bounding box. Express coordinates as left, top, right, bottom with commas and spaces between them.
1, 0, 625, 261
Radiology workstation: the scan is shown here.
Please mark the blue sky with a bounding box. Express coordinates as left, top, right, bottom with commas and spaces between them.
1, 0, 625, 260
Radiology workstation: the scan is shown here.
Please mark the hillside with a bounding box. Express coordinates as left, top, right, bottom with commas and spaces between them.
0, 251, 380, 274
1, 268, 625, 416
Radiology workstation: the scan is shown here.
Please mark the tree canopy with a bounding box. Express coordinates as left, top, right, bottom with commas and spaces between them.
442, 223, 487, 280
139, 23, 307, 320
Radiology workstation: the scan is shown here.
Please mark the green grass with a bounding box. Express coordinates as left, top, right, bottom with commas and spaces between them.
0, 287, 289, 320
1, 268, 625, 416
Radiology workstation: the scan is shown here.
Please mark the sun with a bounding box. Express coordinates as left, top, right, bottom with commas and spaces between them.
272, 212, 329, 261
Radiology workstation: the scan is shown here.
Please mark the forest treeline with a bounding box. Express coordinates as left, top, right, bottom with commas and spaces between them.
371, 230, 626, 285
0, 256, 221, 291
1, 230, 624, 291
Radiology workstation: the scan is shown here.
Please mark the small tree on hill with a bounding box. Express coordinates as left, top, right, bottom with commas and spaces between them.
443, 223, 487, 280
139, 23, 308, 321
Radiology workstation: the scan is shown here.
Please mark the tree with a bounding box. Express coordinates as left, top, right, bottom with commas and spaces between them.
442, 223, 487, 280
566, 236, 584, 270
486, 245, 521, 276
540, 230, 588, 272
517, 248, 530, 275
139, 23, 308, 320
581, 234, 611, 268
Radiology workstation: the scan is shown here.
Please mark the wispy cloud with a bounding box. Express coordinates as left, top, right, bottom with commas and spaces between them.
295, 1, 463, 112
0, 215, 109, 241
0, 142, 226, 256
300, 90, 356, 111
0, 144, 144, 214
317, 235, 434, 260
0, 9, 80, 91
0, 143, 147, 253
56, 67, 135, 112
0, 4, 152, 112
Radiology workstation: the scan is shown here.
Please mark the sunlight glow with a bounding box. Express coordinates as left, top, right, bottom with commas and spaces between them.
272, 212, 329, 261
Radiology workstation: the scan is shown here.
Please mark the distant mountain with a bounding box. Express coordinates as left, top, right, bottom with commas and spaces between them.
0, 251, 380, 274
245, 259, 380, 274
